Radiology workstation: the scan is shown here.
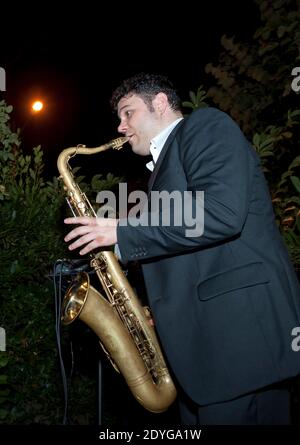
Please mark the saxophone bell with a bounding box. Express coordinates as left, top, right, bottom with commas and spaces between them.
61, 272, 89, 325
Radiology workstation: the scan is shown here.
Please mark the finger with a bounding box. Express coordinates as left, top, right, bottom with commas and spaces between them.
79, 240, 102, 255
64, 217, 93, 225
64, 224, 95, 242
68, 232, 103, 251
95, 217, 118, 228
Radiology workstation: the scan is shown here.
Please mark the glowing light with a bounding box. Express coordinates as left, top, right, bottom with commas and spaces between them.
32, 100, 44, 112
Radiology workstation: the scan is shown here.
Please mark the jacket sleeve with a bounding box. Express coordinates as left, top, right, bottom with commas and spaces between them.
117, 108, 254, 263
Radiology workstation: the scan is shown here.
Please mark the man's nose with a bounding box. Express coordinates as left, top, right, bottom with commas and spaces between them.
118, 120, 127, 134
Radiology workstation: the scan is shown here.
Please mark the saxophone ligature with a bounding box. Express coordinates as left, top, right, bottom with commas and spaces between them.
57, 137, 177, 413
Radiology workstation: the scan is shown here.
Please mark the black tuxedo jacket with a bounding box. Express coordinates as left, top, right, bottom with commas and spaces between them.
117, 107, 300, 405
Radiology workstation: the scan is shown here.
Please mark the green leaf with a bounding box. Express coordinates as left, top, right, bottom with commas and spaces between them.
290, 176, 300, 193
288, 156, 300, 170
0, 356, 8, 367
182, 101, 194, 109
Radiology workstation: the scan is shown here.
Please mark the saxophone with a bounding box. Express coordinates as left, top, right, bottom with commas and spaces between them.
57, 137, 177, 413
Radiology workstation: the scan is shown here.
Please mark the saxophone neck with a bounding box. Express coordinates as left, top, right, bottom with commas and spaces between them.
57, 136, 128, 192
58, 136, 128, 168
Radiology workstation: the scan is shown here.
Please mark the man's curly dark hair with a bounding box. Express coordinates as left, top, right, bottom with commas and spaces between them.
110, 73, 182, 112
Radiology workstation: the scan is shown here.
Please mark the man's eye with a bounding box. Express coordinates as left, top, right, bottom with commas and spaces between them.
125, 110, 132, 118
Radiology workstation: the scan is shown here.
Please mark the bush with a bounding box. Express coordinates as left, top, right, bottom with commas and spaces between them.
0, 100, 98, 424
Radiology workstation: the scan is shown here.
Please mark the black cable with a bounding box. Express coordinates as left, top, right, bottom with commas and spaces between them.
53, 259, 70, 425
52, 258, 94, 424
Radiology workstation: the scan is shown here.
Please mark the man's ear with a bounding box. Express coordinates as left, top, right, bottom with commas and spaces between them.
153, 92, 168, 115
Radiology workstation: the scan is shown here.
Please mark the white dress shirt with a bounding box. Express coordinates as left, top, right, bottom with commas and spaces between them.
146, 117, 183, 171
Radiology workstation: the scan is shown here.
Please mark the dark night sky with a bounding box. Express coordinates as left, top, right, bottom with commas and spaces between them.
1, 1, 260, 180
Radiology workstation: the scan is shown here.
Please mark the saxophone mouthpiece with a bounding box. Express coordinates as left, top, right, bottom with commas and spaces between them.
110, 137, 129, 150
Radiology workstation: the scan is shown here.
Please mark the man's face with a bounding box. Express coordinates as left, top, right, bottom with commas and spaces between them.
117, 94, 162, 156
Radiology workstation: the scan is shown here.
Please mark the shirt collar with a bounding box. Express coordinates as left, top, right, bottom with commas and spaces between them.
146, 117, 183, 171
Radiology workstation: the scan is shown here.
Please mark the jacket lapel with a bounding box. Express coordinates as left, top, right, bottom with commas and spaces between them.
147, 119, 185, 194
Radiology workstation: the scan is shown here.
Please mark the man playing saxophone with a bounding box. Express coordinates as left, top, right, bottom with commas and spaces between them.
64, 73, 300, 425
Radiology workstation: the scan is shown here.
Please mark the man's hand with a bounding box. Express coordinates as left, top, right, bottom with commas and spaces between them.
64, 217, 118, 255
